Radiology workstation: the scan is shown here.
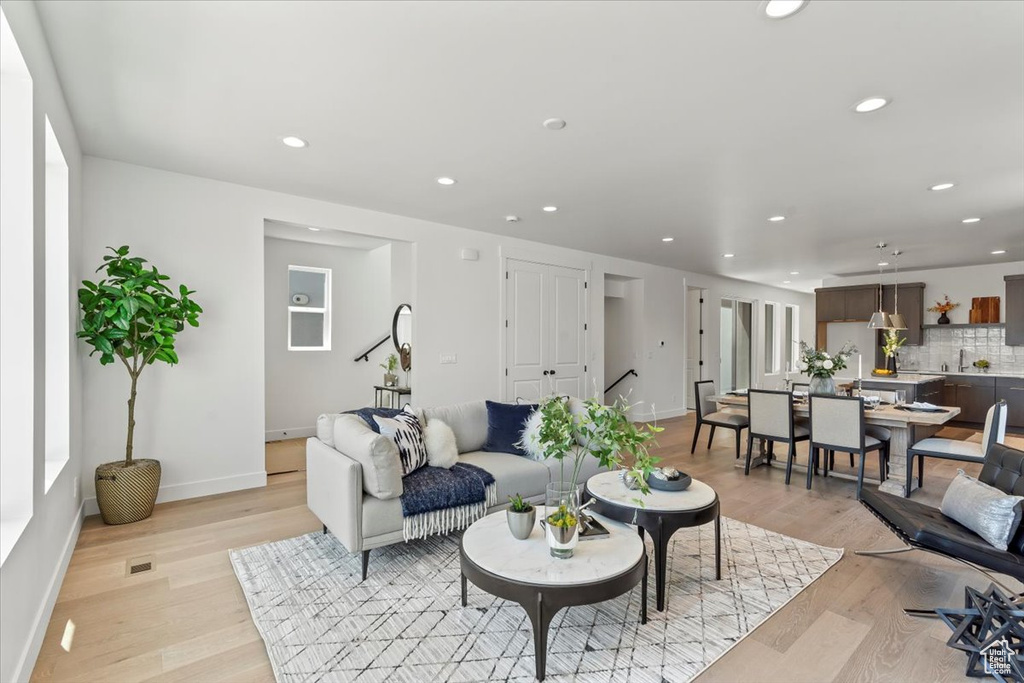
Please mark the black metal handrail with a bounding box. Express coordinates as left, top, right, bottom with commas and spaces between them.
605, 369, 637, 395
354, 334, 391, 362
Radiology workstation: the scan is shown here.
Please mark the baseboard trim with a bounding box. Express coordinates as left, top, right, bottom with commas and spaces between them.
265, 427, 316, 442
83, 470, 267, 517
632, 406, 689, 422
11, 502, 83, 683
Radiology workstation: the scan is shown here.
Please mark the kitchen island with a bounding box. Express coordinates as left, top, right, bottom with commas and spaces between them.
836, 373, 945, 404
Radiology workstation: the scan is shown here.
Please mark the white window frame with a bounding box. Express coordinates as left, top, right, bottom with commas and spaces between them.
784, 304, 800, 373
287, 265, 331, 351
764, 301, 781, 376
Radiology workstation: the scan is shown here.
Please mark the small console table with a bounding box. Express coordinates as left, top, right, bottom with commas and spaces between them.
373, 385, 411, 409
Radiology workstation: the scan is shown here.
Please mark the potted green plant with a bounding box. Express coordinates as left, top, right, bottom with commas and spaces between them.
524, 395, 661, 558
78, 246, 202, 525
882, 329, 906, 376
506, 493, 536, 540
380, 353, 398, 387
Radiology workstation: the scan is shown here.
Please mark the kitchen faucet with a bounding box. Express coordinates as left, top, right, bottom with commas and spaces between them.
958, 348, 967, 372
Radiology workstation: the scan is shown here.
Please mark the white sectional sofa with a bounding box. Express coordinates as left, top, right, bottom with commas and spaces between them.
306, 400, 610, 579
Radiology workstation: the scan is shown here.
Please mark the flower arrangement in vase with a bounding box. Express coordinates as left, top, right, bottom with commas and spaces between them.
927, 295, 959, 324
522, 395, 662, 558
882, 329, 906, 375
797, 340, 858, 395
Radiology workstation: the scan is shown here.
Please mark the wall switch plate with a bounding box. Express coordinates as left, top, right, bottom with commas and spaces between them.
440, 354, 458, 365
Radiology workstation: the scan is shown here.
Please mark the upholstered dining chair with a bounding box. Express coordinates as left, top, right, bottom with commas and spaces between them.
691, 380, 749, 460
808, 395, 886, 500
906, 400, 1007, 497
825, 390, 893, 474
745, 389, 809, 478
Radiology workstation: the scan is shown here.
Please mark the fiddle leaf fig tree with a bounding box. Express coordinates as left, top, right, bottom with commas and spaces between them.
78, 246, 202, 466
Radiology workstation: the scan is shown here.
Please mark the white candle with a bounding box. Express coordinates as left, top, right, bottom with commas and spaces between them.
858, 355, 863, 379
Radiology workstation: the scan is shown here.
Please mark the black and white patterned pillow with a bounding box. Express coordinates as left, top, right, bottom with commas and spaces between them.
373, 407, 428, 476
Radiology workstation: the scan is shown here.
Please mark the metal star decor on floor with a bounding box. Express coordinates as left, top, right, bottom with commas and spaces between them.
935, 584, 1024, 682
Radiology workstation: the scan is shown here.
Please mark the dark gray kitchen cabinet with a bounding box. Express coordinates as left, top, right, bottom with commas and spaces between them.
882, 283, 925, 345
943, 380, 957, 408
1006, 275, 1024, 346
952, 376, 997, 424
996, 376, 1024, 429
816, 289, 847, 322
814, 286, 880, 322
918, 378, 943, 405
845, 286, 879, 321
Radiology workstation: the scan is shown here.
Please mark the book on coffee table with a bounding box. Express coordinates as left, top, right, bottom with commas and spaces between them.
579, 515, 610, 541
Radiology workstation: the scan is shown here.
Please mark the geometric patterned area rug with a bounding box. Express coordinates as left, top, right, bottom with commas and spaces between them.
230, 518, 842, 682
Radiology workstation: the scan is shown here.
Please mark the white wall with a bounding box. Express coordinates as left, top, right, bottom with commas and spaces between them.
80, 155, 815, 492
823, 262, 1024, 325
264, 237, 393, 439
0, 2, 84, 681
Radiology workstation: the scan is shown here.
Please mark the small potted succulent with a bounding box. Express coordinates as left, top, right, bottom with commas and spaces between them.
506, 493, 536, 540
973, 359, 991, 373
380, 353, 398, 386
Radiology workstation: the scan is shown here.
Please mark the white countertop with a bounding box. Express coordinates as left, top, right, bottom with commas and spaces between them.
586, 470, 717, 512
915, 370, 1024, 379
834, 373, 944, 385
461, 507, 644, 586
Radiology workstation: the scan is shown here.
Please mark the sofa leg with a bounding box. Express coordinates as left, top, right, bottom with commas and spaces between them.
361, 549, 371, 582
323, 524, 328, 535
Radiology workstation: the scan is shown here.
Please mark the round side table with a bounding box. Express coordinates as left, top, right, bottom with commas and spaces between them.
585, 471, 721, 612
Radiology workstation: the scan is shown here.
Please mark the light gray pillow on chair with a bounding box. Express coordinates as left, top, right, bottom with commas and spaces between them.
332, 414, 403, 500
940, 469, 1024, 551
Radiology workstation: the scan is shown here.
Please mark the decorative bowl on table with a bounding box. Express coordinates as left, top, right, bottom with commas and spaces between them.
647, 467, 692, 492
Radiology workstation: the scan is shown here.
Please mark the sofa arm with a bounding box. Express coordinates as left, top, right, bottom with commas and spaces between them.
306, 437, 363, 553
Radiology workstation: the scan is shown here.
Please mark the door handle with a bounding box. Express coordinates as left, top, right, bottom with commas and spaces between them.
543, 370, 550, 376
549, 370, 557, 375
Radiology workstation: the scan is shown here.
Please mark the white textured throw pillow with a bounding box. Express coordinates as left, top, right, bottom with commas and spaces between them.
519, 409, 545, 460
940, 469, 1024, 550
423, 419, 459, 469
373, 407, 429, 476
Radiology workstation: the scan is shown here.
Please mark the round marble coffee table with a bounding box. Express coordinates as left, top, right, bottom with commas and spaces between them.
459, 507, 647, 681
585, 470, 721, 612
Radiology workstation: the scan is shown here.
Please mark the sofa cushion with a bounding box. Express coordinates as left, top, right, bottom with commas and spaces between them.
423, 401, 488, 454
333, 415, 403, 499
362, 494, 403, 539
458, 451, 550, 502
343, 407, 404, 433
316, 413, 342, 447
482, 400, 537, 456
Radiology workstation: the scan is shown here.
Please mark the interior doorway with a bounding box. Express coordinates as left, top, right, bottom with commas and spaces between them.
603, 274, 642, 404
685, 287, 705, 409
720, 297, 753, 392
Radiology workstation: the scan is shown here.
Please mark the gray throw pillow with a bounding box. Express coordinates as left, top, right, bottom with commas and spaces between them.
332, 415, 403, 499
940, 469, 1024, 551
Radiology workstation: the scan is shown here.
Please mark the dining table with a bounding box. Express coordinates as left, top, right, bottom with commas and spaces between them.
711, 392, 961, 497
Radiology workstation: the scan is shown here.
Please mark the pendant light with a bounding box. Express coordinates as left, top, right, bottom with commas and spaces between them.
888, 249, 908, 330
867, 242, 893, 330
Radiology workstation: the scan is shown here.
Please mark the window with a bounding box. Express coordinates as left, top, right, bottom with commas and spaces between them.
288, 266, 331, 350
0, 6, 35, 564
720, 298, 752, 391
764, 302, 779, 375
784, 305, 800, 372
44, 116, 70, 491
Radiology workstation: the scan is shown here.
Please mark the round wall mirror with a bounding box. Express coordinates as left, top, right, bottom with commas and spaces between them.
392, 304, 412, 371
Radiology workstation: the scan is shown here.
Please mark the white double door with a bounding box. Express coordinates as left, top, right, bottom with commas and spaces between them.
505, 259, 587, 402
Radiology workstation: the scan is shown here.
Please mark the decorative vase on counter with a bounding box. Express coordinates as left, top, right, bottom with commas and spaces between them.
937, 313, 951, 325
809, 376, 837, 396
885, 354, 898, 376
544, 483, 579, 559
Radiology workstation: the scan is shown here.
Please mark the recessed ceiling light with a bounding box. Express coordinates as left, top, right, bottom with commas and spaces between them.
782, 280, 792, 284
853, 97, 889, 114
307, 227, 320, 232
722, 253, 735, 258
436, 177, 457, 186
877, 261, 889, 267
282, 136, 308, 148
542, 206, 558, 213
929, 182, 955, 191
505, 215, 520, 223
662, 237, 674, 242
768, 216, 786, 222
992, 250, 1006, 255
789, 271, 800, 275
763, 0, 807, 19
962, 217, 981, 224
542, 118, 567, 130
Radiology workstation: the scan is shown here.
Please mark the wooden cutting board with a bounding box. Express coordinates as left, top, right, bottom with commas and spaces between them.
970, 296, 1000, 323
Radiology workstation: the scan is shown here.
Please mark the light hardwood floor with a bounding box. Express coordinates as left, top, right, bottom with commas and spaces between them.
30, 416, 1021, 682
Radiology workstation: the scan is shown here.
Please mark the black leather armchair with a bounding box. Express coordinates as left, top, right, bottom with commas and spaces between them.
860, 442, 1024, 582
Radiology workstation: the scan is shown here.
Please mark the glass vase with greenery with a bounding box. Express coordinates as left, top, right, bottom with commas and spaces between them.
797, 340, 858, 395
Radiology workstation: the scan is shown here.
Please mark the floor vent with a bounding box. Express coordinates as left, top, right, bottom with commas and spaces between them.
126, 555, 155, 576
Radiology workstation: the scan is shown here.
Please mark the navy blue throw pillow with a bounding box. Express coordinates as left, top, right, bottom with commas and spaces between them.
482, 400, 537, 456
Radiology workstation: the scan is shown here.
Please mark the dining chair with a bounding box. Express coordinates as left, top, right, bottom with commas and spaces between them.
746, 389, 810, 478
808, 395, 886, 500
691, 380, 749, 460
906, 400, 1007, 497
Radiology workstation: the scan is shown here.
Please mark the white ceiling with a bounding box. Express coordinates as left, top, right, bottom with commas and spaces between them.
264, 219, 393, 251
36, 0, 1024, 291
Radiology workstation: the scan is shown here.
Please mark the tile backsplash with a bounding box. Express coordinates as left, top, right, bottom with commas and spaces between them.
898, 326, 1024, 375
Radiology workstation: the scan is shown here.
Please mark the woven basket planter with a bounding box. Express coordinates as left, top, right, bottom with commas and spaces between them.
95, 459, 161, 525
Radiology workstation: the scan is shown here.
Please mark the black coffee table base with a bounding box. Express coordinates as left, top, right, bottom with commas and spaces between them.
586, 491, 721, 612
459, 546, 647, 681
